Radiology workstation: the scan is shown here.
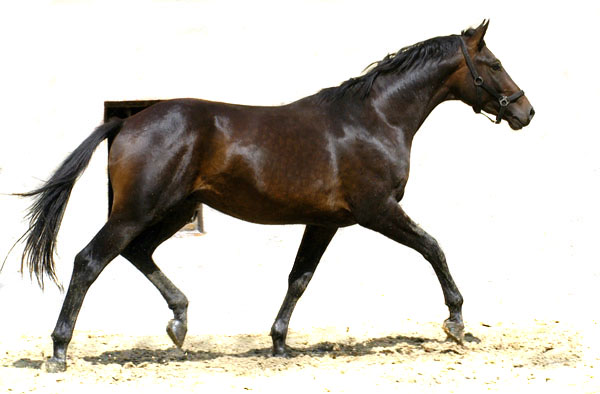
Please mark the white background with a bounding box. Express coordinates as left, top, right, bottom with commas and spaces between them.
0, 0, 598, 342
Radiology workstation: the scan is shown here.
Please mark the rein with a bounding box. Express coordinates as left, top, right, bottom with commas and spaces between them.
459, 38, 524, 124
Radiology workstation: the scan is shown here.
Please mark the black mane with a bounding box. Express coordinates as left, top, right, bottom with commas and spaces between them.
316, 33, 463, 103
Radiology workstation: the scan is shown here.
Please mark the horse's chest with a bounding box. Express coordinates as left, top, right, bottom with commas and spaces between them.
388, 158, 410, 202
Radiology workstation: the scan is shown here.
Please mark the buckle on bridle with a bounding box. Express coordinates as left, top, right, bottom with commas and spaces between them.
499, 96, 510, 107
474, 76, 484, 86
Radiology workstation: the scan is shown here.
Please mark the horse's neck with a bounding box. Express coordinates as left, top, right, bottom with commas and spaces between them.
369, 58, 457, 143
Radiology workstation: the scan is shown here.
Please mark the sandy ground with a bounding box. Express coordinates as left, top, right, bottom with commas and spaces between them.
1, 321, 595, 393
1, 212, 599, 393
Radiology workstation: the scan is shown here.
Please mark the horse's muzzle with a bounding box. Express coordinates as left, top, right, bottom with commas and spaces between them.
507, 104, 535, 130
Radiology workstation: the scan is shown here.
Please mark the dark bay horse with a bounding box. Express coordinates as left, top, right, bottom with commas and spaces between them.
17, 21, 534, 372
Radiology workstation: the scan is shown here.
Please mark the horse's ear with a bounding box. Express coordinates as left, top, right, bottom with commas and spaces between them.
465, 19, 489, 51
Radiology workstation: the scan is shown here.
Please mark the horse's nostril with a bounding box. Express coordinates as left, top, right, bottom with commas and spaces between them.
529, 107, 535, 119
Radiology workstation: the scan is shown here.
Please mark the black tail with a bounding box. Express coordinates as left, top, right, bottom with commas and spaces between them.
16, 118, 123, 290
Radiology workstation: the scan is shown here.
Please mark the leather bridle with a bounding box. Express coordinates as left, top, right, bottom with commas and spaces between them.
459, 38, 524, 124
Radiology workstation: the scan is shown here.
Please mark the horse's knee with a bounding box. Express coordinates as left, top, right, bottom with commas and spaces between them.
423, 246, 445, 264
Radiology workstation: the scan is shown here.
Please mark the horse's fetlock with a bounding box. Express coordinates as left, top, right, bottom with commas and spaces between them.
270, 320, 287, 339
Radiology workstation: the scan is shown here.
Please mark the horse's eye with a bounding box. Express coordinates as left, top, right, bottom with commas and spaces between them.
491, 63, 502, 71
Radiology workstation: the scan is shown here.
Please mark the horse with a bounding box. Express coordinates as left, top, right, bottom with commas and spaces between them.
15, 21, 534, 372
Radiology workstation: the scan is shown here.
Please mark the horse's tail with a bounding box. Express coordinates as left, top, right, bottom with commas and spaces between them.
15, 118, 124, 290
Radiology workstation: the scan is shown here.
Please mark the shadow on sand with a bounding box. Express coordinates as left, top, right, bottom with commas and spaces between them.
12, 332, 480, 370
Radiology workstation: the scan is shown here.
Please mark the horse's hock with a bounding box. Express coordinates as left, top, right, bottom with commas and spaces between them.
103, 100, 205, 234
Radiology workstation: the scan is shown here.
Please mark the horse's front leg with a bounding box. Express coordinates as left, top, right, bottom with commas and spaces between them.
357, 199, 464, 343
270, 225, 338, 356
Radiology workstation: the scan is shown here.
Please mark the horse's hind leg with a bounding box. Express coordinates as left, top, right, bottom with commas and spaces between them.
121, 202, 198, 348
270, 225, 337, 356
122, 254, 189, 348
44, 218, 145, 372
358, 201, 464, 344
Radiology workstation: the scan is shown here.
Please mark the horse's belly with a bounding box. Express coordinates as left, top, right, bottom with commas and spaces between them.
193, 184, 354, 227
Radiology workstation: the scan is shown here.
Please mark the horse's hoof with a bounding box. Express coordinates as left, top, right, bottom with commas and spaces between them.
272, 346, 292, 358
167, 319, 187, 348
443, 319, 465, 345
271, 338, 293, 358
42, 358, 67, 373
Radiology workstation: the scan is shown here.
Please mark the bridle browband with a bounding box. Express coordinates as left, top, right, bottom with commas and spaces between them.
459, 38, 524, 124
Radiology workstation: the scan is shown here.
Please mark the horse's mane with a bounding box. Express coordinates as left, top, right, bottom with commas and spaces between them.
316, 32, 467, 103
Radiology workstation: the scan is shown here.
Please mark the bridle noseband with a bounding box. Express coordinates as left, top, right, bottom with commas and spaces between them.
459, 38, 524, 124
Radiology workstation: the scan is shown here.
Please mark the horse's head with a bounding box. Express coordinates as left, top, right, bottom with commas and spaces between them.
450, 20, 535, 130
